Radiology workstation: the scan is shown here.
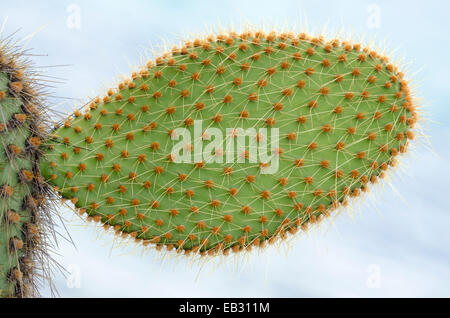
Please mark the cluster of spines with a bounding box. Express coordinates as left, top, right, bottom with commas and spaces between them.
0, 40, 51, 297
41, 29, 418, 258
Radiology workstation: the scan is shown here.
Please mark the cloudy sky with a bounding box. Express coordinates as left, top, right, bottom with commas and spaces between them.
1, 0, 449, 297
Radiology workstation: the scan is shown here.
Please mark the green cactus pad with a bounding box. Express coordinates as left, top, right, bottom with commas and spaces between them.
40, 31, 417, 255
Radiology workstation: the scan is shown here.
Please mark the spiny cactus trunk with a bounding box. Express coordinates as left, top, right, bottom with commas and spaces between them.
0, 37, 54, 297
39, 30, 418, 257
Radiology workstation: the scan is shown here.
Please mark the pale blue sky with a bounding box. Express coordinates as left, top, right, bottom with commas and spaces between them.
1, 0, 449, 297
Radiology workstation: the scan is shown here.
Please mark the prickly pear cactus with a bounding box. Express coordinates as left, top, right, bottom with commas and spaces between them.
40, 31, 418, 256
0, 40, 53, 297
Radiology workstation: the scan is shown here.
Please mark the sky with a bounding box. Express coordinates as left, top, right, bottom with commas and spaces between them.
1, 0, 449, 297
